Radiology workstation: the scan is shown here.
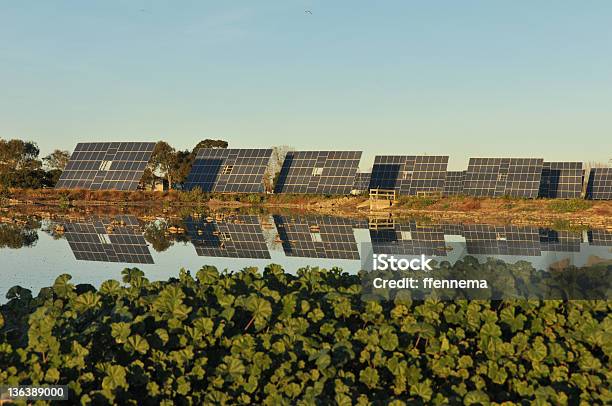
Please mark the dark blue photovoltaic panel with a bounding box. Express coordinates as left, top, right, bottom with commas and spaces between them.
586, 168, 612, 200
185, 149, 272, 193
538, 162, 583, 198
56, 142, 156, 190
63, 215, 153, 264
274, 151, 362, 195
539, 229, 581, 252
463, 224, 541, 256
352, 172, 371, 192
370, 220, 447, 256
184, 215, 270, 258
463, 158, 543, 198
369, 156, 448, 196
443, 171, 465, 196
273, 215, 359, 259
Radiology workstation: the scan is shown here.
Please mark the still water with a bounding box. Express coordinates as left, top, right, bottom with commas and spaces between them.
1, 212, 611, 301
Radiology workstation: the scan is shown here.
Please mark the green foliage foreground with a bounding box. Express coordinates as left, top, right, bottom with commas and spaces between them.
1, 266, 611, 405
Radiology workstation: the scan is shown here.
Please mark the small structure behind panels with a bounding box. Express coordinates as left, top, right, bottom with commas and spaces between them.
369, 155, 449, 196
184, 148, 273, 193
56, 142, 156, 190
274, 151, 362, 195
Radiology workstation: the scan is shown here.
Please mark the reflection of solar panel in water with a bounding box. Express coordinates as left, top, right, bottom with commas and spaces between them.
443, 171, 465, 196
587, 229, 612, 247
63, 215, 153, 264
185, 215, 270, 258
538, 162, 583, 198
539, 229, 581, 252
185, 149, 272, 193
586, 168, 612, 200
370, 221, 447, 256
56, 142, 156, 190
273, 215, 359, 259
274, 151, 362, 195
463, 158, 543, 198
369, 156, 448, 196
463, 224, 541, 256
352, 172, 371, 192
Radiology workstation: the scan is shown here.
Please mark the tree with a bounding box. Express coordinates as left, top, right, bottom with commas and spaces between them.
43, 149, 71, 171
192, 139, 228, 154
149, 141, 178, 189
0, 139, 41, 173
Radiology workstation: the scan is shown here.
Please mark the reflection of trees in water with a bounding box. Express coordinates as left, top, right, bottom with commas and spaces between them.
0, 223, 39, 248
144, 219, 196, 252
144, 220, 172, 252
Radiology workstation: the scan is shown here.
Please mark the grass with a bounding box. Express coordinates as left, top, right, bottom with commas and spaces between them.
551, 219, 590, 233
548, 199, 593, 213
397, 196, 438, 209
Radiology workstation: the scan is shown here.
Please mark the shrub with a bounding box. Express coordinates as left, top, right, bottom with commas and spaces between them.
1, 267, 610, 404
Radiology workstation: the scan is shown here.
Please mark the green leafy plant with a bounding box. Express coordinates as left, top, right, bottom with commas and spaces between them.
1, 267, 610, 404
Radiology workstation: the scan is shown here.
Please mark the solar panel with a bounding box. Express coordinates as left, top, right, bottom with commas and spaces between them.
274, 151, 362, 195
56, 142, 156, 190
443, 171, 465, 197
586, 168, 612, 200
587, 229, 612, 247
184, 215, 270, 258
463, 158, 543, 198
538, 162, 583, 198
369, 156, 448, 196
63, 215, 154, 264
185, 149, 272, 193
370, 220, 447, 256
273, 215, 360, 259
352, 172, 371, 192
539, 228, 581, 252
463, 224, 541, 256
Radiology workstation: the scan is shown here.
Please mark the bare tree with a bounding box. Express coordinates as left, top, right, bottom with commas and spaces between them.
263, 145, 293, 192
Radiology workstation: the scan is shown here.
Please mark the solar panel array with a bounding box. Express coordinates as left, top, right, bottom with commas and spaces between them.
538, 162, 583, 198
586, 168, 612, 200
184, 215, 270, 258
369, 156, 448, 196
587, 229, 612, 247
463, 224, 541, 256
63, 215, 153, 264
274, 151, 362, 194
352, 172, 372, 192
370, 221, 447, 256
273, 215, 359, 259
538, 229, 581, 252
56, 142, 156, 190
185, 149, 272, 193
463, 158, 543, 198
443, 171, 466, 196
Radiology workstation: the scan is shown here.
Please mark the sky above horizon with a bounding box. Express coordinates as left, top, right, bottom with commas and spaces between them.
1, 1, 611, 170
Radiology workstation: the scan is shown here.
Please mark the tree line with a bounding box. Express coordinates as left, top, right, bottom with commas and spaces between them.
0, 138, 291, 191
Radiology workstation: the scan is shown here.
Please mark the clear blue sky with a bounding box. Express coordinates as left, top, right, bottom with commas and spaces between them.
1, 1, 611, 170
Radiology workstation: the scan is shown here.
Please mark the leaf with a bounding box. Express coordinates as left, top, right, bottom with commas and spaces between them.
125, 335, 149, 354
359, 367, 379, 389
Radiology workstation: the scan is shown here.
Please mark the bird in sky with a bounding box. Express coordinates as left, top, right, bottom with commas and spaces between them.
305, 10, 312, 15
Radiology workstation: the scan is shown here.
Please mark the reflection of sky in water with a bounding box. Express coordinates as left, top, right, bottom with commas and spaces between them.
1, 218, 610, 302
